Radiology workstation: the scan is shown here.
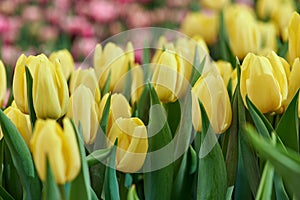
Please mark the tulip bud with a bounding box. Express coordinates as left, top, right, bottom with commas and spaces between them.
0, 60, 6, 108
108, 117, 148, 173
225, 5, 261, 59
151, 49, 186, 102
49, 49, 75, 80
32, 55, 69, 119
181, 11, 219, 44
99, 93, 132, 133
94, 42, 134, 92
67, 85, 99, 144
192, 70, 232, 133
69, 68, 101, 105
240, 52, 288, 113
1, 105, 32, 145
13, 54, 69, 119
288, 12, 300, 63
30, 118, 81, 184
215, 60, 232, 87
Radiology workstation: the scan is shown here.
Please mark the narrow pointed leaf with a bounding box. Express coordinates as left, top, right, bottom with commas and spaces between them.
87, 146, 113, 166
255, 161, 274, 200
103, 139, 120, 200
144, 83, 173, 200
43, 159, 61, 200
25, 66, 36, 128
276, 91, 299, 152
197, 101, 227, 200
69, 123, 91, 200
0, 185, 14, 200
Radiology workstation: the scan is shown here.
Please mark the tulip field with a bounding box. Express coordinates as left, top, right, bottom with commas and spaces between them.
1, 0, 300, 200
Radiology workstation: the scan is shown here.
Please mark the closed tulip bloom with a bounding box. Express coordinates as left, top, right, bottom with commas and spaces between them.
2, 105, 32, 145
99, 93, 132, 133
69, 68, 101, 105
192, 70, 232, 133
151, 50, 186, 102
33, 55, 69, 119
0, 60, 6, 108
225, 5, 261, 59
13, 54, 69, 119
67, 85, 99, 144
30, 118, 81, 184
256, 0, 279, 20
181, 11, 219, 44
288, 12, 300, 63
215, 61, 233, 87
240, 53, 288, 113
49, 49, 75, 80
94, 42, 134, 92
108, 117, 148, 173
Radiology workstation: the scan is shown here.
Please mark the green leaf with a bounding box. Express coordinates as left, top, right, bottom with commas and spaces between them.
127, 185, 140, 200
246, 96, 272, 139
90, 187, 99, 200
218, 11, 236, 67
124, 174, 133, 189
0, 185, 14, 200
69, 122, 91, 200
189, 145, 197, 174
197, 101, 227, 200
43, 158, 61, 200
278, 40, 288, 58
144, 83, 173, 200
225, 86, 239, 186
136, 85, 150, 124
87, 146, 113, 167
245, 126, 300, 199
103, 139, 120, 200
25, 66, 36, 128
255, 161, 274, 200
100, 94, 111, 134
273, 173, 289, 200
0, 109, 41, 200
276, 91, 299, 152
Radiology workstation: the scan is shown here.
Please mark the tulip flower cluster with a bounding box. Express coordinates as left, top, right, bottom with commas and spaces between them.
0, 1, 300, 200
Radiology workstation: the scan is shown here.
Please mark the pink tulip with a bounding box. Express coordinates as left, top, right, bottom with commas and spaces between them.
88, 0, 118, 23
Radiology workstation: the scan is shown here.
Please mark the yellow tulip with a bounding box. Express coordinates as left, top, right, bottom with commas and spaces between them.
199, 0, 229, 10
151, 50, 186, 102
240, 52, 288, 113
49, 49, 75, 80
288, 12, 300, 63
225, 5, 261, 59
94, 42, 134, 92
108, 117, 148, 173
284, 58, 300, 116
69, 68, 101, 105
1, 105, 32, 145
130, 65, 144, 105
30, 118, 81, 184
192, 70, 232, 133
0, 60, 6, 108
67, 85, 99, 144
215, 60, 232, 87
181, 11, 219, 44
13, 54, 69, 119
258, 22, 278, 55
99, 93, 132, 133
256, 0, 279, 20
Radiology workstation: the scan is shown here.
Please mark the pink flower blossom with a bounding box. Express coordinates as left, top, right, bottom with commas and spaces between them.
22, 6, 43, 22
72, 37, 98, 59
88, 0, 118, 23
1, 45, 21, 67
